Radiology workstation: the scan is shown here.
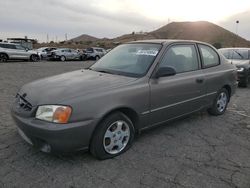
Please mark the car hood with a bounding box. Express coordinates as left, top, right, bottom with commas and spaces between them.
228, 59, 250, 66
19, 70, 137, 105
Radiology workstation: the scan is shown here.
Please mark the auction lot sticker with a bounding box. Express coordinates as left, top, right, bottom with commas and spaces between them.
136, 50, 158, 56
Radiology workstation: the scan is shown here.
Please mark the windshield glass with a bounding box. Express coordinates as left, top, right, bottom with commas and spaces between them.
91, 43, 162, 77
220, 49, 249, 60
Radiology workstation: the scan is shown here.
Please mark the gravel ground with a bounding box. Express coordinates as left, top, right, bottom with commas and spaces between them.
0, 61, 250, 188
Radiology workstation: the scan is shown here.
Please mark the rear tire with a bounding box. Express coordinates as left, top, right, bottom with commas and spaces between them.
0, 53, 8, 62
60, 56, 66, 61
95, 56, 100, 61
208, 88, 229, 116
30, 54, 39, 62
90, 112, 135, 160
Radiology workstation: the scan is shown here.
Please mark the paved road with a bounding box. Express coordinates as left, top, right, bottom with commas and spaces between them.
0, 61, 250, 188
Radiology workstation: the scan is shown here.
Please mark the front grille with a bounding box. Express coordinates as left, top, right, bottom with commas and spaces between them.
16, 94, 33, 111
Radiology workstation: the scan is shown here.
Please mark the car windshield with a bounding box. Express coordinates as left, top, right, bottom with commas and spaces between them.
90, 43, 162, 77
220, 49, 249, 60
86, 48, 94, 53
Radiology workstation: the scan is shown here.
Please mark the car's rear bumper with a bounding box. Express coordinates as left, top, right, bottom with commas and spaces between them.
11, 112, 98, 153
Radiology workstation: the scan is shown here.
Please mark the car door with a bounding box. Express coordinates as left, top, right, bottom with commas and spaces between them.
65, 49, 72, 59
3, 44, 20, 59
148, 43, 207, 126
71, 50, 80, 59
15, 45, 29, 59
197, 44, 226, 105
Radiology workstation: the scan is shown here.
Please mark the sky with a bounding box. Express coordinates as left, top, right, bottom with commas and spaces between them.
0, 0, 250, 42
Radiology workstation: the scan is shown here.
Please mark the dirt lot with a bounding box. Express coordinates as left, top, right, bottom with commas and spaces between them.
0, 61, 250, 188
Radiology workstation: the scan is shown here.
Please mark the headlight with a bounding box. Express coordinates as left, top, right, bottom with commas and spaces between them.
36, 105, 72, 123
237, 67, 244, 72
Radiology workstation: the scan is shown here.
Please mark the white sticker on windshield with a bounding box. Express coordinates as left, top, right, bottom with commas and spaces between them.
136, 50, 158, 56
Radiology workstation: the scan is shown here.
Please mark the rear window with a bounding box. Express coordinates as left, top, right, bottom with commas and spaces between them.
0, 43, 16, 49
199, 44, 220, 68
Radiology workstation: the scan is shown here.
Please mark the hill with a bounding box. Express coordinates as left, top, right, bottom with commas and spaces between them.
35, 21, 250, 49
112, 21, 250, 48
150, 21, 250, 47
70, 34, 99, 42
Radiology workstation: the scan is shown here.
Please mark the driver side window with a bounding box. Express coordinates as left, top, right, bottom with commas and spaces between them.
159, 44, 199, 73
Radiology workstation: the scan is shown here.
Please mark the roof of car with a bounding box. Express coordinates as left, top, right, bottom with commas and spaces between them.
127, 39, 210, 45
92, 47, 104, 49
0, 42, 19, 45
219, 47, 250, 50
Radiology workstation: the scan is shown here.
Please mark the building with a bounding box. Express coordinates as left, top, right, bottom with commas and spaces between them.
7, 37, 37, 50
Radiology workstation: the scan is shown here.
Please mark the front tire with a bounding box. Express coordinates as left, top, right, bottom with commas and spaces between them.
90, 112, 135, 160
0, 53, 8, 62
238, 77, 248, 87
208, 88, 229, 116
60, 56, 66, 61
95, 56, 100, 61
30, 54, 39, 62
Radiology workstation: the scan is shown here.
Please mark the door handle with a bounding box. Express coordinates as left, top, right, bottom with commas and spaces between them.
196, 78, 204, 83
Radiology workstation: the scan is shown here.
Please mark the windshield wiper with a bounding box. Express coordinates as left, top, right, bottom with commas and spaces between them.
96, 70, 115, 74
233, 50, 244, 59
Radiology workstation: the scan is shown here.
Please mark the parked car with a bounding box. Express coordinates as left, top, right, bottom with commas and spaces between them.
0, 42, 39, 62
219, 48, 250, 87
11, 40, 237, 159
84, 47, 106, 60
48, 48, 84, 61
36, 47, 57, 60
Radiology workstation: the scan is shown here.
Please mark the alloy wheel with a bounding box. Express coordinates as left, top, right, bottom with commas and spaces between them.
217, 92, 227, 112
103, 120, 130, 155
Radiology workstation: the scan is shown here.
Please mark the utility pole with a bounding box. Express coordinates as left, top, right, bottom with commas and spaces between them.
65, 33, 68, 41
47, 34, 49, 43
236, 20, 239, 36
234, 20, 239, 47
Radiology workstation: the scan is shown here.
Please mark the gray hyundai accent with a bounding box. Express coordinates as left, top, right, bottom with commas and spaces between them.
11, 40, 237, 159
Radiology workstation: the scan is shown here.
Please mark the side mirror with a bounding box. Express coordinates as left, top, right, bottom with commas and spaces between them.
154, 67, 176, 78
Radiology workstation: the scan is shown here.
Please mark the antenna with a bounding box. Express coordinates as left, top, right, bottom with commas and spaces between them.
236, 20, 239, 35
65, 33, 68, 41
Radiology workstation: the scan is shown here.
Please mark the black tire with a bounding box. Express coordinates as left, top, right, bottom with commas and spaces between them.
90, 112, 135, 160
0, 53, 8, 62
238, 77, 248, 88
208, 88, 229, 116
95, 56, 100, 61
82, 55, 87, 61
30, 54, 39, 62
60, 56, 66, 62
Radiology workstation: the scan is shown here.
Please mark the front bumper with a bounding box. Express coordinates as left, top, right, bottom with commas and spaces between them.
11, 110, 98, 153
237, 71, 247, 81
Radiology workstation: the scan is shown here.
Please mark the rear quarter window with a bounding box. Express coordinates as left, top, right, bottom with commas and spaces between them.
198, 44, 220, 68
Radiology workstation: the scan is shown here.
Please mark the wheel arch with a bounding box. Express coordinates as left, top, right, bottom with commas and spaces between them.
30, 54, 39, 60
98, 107, 140, 132
89, 106, 140, 148
222, 84, 231, 101
0, 52, 9, 59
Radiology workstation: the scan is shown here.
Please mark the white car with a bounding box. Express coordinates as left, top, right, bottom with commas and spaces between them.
84, 47, 107, 60
0, 42, 39, 62
36, 47, 57, 60
48, 48, 84, 61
